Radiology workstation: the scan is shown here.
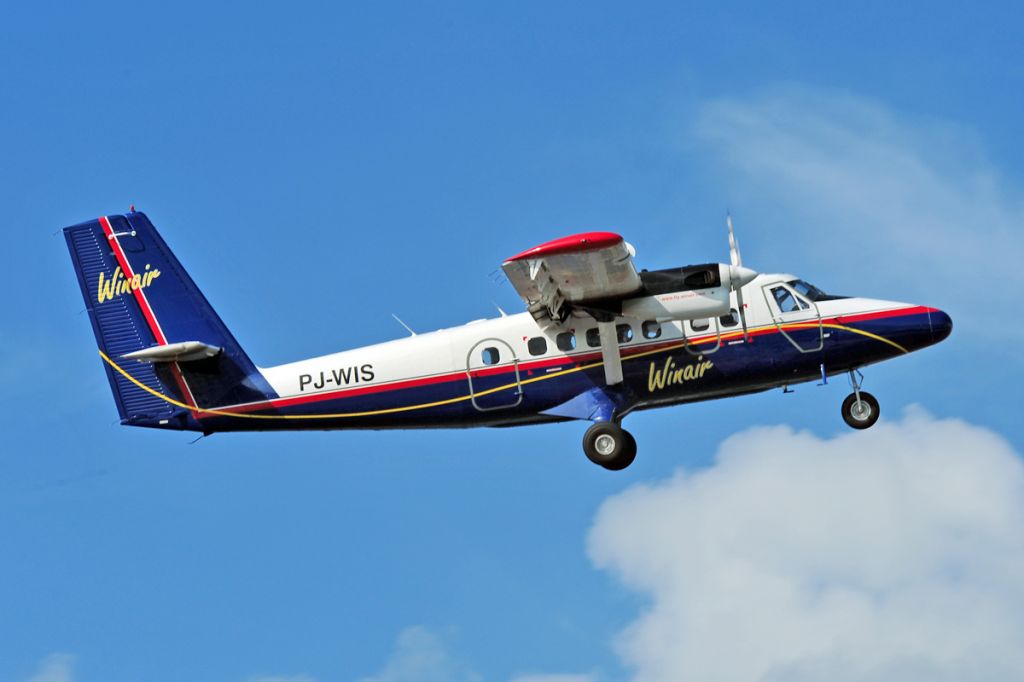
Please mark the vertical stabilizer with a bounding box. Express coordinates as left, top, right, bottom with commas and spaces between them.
64, 211, 276, 430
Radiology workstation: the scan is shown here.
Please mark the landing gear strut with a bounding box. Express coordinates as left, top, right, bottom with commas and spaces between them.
841, 369, 879, 429
583, 421, 637, 470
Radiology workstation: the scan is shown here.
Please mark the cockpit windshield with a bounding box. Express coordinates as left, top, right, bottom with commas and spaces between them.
787, 279, 846, 302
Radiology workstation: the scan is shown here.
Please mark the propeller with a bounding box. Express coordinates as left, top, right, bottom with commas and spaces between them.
728, 213, 742, 267
727, 213, 756, 342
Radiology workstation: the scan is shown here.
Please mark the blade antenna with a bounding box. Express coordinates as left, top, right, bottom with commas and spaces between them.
392, 313, 417, 336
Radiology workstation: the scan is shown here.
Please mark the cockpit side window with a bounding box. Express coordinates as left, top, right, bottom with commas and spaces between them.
787, 279, 847, 301
771, 286, 801, 313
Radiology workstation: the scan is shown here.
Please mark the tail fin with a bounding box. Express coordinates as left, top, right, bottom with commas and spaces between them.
64, 211, 276, 430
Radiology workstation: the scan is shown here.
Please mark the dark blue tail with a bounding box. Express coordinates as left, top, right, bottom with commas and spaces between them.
64, 211, 276, 430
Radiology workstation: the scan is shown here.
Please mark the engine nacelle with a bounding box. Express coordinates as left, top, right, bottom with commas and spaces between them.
621, 287, 730, 321
620, 263, 755, 322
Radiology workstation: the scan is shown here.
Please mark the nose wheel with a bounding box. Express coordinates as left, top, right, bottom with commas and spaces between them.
842, 369, 880, 429
583, 421, 637, 470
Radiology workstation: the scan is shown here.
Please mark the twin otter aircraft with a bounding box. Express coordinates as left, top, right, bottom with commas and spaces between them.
65, 211, 951, 470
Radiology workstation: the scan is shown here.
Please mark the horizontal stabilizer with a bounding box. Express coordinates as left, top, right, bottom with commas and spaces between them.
122, 341, 222, 363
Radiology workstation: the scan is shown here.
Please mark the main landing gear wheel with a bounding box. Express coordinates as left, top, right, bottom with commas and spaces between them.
583, 422, 637, 470
842, 391, 879, 429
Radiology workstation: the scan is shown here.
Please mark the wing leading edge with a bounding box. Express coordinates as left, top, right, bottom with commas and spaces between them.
501, 232, 641, 323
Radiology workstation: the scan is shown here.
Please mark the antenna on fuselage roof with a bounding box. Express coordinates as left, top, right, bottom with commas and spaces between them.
492, 301, 508, 317
391, 313, 417, 336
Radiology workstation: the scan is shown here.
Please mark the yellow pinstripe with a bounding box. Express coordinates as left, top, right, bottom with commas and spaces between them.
98, 319, 907, 421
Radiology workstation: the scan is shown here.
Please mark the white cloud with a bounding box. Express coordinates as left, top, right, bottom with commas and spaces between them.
361, 627, 597, 682
24, 654, 74, 682
588, 407, 1024, 682
358, 626, 480, 682
693, 86, 1024, 341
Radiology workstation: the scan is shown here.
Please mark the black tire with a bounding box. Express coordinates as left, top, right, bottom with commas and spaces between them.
583, 422, 637, 470
842, 391, 880, 429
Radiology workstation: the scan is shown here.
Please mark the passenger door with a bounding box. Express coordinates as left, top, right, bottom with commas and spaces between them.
465, 338, 523, 411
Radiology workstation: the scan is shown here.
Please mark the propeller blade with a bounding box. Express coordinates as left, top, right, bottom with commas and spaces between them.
727, 213, 752, 342
727, 213, 742, 268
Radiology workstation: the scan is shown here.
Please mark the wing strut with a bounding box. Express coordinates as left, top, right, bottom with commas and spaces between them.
597, 320, 623, 386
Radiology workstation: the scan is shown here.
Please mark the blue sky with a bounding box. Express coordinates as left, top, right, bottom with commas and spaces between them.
2, 3, 1023, 681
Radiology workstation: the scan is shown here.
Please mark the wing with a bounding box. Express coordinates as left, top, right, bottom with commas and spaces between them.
501, 232, 642, 322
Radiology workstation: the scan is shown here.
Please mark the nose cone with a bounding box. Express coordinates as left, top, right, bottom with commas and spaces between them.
929, 309, 953, 344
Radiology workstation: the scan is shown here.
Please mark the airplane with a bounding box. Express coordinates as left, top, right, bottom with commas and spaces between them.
64, 211, 952, 470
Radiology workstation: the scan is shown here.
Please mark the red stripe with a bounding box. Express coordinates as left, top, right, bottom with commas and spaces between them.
211, 337, 690, 416
100, 216, 167, 344
204, 305, 933, 417
834, 305, 935, 325
100, 216, 199, 412
201, 332, 742, 417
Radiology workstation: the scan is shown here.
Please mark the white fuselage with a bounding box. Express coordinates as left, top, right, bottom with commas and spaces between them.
258, 274, 912, 405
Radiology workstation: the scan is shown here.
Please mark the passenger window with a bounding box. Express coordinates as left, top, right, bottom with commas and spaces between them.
556, 331, 576, 352
481, 347, 500, 365
642, 320, 662, 339
771, 286, 800, 313
586, 328, 601, 347
617, 324, 633, 344
528, 337, 547, 356
719, 309, 739, 327
690, 318, 710, 332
